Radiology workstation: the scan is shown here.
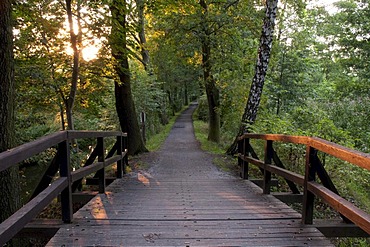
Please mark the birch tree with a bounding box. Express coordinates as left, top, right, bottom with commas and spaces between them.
227, 0, 279, 154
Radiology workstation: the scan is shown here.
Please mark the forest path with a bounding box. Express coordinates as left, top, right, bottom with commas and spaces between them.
47, 103, 333, 246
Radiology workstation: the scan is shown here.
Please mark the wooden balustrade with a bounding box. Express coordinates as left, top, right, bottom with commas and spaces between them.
0, 131, 128, 245
238, 134, 370, 237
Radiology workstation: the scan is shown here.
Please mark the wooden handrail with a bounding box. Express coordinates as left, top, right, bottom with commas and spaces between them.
0, 178, 68, 244
238, 133, 370, 236
309, 137, 370, 171
0, 130, 128, 245
239, 134, 370, 171
0, 132, 67, 172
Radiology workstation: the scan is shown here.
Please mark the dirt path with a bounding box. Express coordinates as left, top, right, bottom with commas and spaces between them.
139, 102, 231, 180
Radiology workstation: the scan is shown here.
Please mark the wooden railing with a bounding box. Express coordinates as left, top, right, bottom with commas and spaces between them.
0, 130, 128, 245
238, 134, 370, 237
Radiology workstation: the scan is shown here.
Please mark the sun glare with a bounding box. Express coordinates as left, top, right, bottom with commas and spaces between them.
82, 46, 100, 61
62, 16, 101, 61
65, 43, 100, 61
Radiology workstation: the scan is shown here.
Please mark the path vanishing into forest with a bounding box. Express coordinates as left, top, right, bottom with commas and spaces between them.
47, 103, 332, 246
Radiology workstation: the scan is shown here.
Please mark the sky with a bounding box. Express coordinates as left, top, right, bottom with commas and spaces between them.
314, 0, 339, 14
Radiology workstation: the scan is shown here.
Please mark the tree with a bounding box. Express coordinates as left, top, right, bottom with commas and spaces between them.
0, 0, 21, 235
110, 0, 148, 155
199, 0, 221, 143
266, 2, 326, 116
151, 0, 243, 143
135, 0, 150, 71
323, 0, 370, 151
227, 0, 278, 154
14, 0, 118, 137
64, 0, 81, 131
332, 0, 370, 92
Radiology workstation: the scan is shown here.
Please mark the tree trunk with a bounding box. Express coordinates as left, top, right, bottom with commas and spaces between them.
65, 0, 80, 131
136, 0, 150, 71
110, 0, 148, 155
0, 0, 21, 234
227, 0, 278, 154
184, 81, 189, 105
200, 0, 220, 143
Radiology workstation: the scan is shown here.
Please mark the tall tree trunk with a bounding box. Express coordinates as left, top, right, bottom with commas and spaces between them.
227, 0, 278, 154
203, 42, 220, 143
110, 0, 148, 155
65, 0, 80, 131
136, 0, 150, 71
184, 81, 189, 105
200, 0, 220, 143
0, 0, 21, 237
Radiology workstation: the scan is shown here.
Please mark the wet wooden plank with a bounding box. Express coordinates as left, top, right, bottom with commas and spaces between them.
48, 178, 333, 246
47, 218, 332, 246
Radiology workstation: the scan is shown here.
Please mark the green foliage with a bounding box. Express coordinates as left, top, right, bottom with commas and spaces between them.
193, 106, 232, 152
131, 64, 168, 136
193, 119, 225, 154
196, 95, 209, 122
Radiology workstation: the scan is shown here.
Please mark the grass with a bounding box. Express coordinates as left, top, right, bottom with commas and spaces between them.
192, 119, 225, 154
192, 117, 240, 175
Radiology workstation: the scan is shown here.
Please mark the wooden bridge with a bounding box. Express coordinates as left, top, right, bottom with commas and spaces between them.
0, 105, 369, 246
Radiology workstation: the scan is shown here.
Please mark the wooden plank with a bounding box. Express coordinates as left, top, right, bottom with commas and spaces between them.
47, 219, 333, 246
314, 219, 370, 238
239, 134, 370, 171
67, 130, 125, 139
249, 179, 278, 188
272, 150, 300, 194
47, 175, 333, 246
308, 181, 370, 235
104, 155, 123, 167
240, 156, 304, 187
71, 191, 98, 203
239, 134, 309, 145
309, 137, 370, 171
14, 219, 62, 238
263, 140, 273, 194
272, 192, 303, 204
0, 178, 67, 245
0, 131, 67, 172
71, 162, 104, 182
48, 177, 331, 246
266, 165, 304, 186
241, 155, 264, 168
85, 177, 116, 186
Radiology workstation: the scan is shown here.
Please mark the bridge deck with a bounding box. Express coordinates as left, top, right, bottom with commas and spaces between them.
47, 178, 332, 246
47, 104, 333, 246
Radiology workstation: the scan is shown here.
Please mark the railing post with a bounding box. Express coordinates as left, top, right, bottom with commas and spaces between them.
123, 135, 128, 174
238, 138, 242, 178
116, 134, 123, 178
58, 140, 73, 223
302, 146, 316, 224
97, 137, 106, 193
238, 137, 250, 179
263, 140, 273, 194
